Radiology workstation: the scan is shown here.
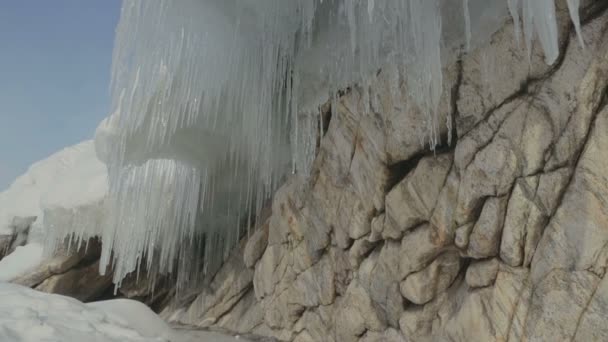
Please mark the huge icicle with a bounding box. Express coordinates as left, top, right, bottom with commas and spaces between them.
51, 0, 585, 287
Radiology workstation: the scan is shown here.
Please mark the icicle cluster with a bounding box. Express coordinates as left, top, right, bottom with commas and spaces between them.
53, 0, 585, 287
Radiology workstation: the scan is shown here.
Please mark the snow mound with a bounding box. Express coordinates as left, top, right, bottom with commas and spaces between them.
0, 282, 245, 342
0, 282, 166, 342
0, 243, 44, 282
0, 141, 108, 280
0, 140, 107, 237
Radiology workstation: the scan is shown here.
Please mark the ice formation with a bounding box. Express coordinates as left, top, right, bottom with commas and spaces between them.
52, 0, 585, 287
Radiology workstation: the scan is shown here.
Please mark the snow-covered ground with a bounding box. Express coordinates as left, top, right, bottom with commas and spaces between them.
0, 243, 43, 282
0, 282, 245, 342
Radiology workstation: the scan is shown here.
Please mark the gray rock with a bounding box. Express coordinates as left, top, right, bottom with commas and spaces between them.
385, 154, 453, 237
400, 224, 447, 279
214, 289, 265, 335
359, 243, 403, 328
523, 270, 600, 341
284, 253, 335, 308
465, 258, 499, 288
430, 169, 461, 246
371, 63, 454, 164
13, 238, 101, 287
184, 246, 254, 327
500, 177, 539, 267
293, 309, 334, 342
531, 106, 608, 283
335, 280, 387, 342
368, 213, 385, 242
467, 195, 508, 259
253, 244, 285, 300
360, 328, 406, 342
349, 108, 390, 212
456, 138, 519, 225
572, 275, 608, 341
455, 1, 574, 136
454, 223, 474, 250
244, 226, 268, 268
0, 235, 11, 260
399, 292, 449, 341
438, 265, 529, 341
348, 238, 376, 268
400, 252, 462, 305
35, 260, 112, 302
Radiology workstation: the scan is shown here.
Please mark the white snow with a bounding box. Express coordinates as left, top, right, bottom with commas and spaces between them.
0, 140, 107, 237
0, 141, 108, 280
0, 243, 44, 282
0, 282, 245, 342
88, 299, 175, 340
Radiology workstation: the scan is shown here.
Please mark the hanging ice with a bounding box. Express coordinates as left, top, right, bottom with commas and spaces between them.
49, 0, 585, 287
567, 0, 586, 48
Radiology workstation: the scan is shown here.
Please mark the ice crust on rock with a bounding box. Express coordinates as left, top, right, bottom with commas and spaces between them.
56, 0, 584, 286
0, 141, 107, 283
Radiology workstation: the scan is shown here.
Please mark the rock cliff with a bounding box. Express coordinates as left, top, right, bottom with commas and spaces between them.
163, 2, 608, 341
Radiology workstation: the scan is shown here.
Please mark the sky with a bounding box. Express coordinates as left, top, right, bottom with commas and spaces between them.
0, 1, 121, 190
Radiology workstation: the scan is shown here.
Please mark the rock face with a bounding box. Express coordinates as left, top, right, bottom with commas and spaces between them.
162, 4, 608, 341
11, 239, 107, 290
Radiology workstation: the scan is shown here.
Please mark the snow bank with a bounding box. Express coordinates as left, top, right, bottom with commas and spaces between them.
0, 243, 43, 282
0, 282, 245, 342
0, 140, 107, 237
0, 282, 166, 342
0, 141, 108, 278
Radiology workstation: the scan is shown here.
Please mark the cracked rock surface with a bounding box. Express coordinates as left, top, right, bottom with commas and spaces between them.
165, 3, 608, 341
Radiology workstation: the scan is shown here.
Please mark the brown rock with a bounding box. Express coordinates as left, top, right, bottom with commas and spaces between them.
35, 260, 112, 302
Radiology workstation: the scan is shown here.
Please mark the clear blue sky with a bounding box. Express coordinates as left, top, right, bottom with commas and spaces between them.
0, 0, 121, 190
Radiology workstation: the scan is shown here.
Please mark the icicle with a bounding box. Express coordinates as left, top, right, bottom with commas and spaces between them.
518, 0, 560, 64
567, 0, 585, 49
531, 0, 560, 64
508, 0, 522, 46
346, 0, 357, 54
522, 0, 534, 62
463, 0, 471, 51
